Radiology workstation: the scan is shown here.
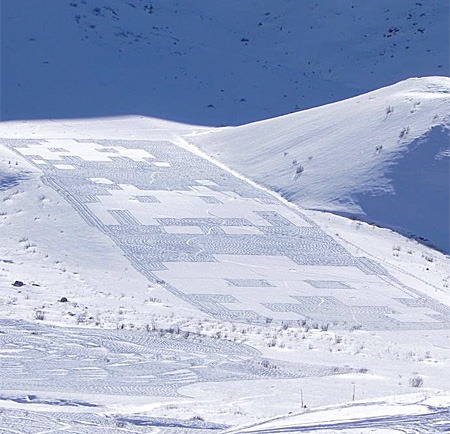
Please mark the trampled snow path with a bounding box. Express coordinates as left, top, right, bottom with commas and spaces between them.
0, 408, 229, 433
0, 317, 349, 432
0, 317, 346, 397
1, 137, 449, 331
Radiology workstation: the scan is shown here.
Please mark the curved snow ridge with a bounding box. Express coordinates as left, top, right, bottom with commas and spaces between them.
189, 77, 450, 252
406, 91, 450, 100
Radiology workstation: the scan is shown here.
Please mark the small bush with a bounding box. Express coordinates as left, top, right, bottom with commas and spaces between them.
77, 312, 87, 324
261, 359, 271, 368
409, 375, 424, 388
35, 310, 45, 321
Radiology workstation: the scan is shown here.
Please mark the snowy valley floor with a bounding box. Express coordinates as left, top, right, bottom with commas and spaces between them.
0, 117, 449, 432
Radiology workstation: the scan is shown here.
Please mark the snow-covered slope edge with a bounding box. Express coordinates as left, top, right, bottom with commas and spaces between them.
189, 77, 450, 253
224, 392, 450, 434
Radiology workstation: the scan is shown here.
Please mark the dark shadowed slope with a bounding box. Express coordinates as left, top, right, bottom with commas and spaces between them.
353, 126, 450, 253
1, 0, 448, 125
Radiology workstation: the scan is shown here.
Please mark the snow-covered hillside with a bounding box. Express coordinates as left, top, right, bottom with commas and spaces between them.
0, 115, 449, 431
191, 77, 450, 253
1, 0, 448, 125
1, 1, 449, 431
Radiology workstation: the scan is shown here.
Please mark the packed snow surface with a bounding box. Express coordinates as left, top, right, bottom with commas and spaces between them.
225, 393, 450, 433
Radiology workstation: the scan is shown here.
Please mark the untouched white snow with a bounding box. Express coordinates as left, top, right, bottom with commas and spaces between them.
190, 77, 450, 253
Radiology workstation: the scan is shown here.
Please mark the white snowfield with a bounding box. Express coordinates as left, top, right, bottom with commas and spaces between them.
1, 0, 449, 430
0, 80, 449, 432
190, 76, 450, 253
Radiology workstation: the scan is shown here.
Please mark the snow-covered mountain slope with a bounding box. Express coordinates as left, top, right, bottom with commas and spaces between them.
1, 116, 449, 430
190, 77, 450, 253
1, 0, 448, 125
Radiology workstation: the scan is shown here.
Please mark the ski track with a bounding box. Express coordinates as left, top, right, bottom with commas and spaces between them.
231, 408, 450, 434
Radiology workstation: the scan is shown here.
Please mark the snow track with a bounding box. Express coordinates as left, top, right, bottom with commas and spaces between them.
0, 318, 347, 394
0, 318, 347, 432
226, 400, 450, 433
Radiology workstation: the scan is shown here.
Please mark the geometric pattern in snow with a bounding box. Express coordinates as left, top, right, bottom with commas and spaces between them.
305, 280, 351, 289
225, 279, 275, 287
263, 296, 399, 330
2, 137, 450, 331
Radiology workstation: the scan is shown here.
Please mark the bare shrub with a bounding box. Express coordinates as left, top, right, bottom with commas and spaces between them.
320, 323, 329, 332
409, 375, 424, 388
35, 310, 45, 321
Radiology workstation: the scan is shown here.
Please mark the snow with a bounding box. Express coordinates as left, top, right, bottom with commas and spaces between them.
1, 0, 448, 125
0, 1, 449, 432
0, 112, 449, 431
190, 77, 450, 253
225, 393, 450, 433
